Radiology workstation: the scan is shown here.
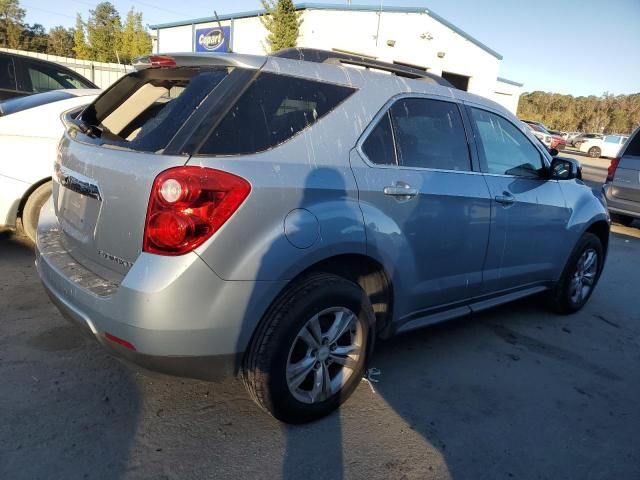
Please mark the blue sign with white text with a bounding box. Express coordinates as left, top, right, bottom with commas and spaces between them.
195, 26, 231, 52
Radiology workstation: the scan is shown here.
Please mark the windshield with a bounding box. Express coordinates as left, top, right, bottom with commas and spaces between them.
0, 90, 75, 116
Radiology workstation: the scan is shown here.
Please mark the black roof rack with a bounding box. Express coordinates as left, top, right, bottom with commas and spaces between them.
272, 48, 454, 88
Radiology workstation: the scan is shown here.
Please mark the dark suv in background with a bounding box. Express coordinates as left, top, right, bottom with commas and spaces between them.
0, 51, 97, 101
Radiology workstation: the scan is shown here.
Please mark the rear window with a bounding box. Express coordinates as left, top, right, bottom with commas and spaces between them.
79, 67, 230, 153
625, 132, 640, 156
198, 72, 355, 155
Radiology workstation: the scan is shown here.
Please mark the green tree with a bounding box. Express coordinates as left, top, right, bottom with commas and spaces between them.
260, 0, 302, 53
0, 0, 25, 49
86, 1, 121, 62
48, 26, 75, 57
19, 23, 47, 52
73, 14, 90, 59
517, 91, 640, 134
118, 9, 151, 63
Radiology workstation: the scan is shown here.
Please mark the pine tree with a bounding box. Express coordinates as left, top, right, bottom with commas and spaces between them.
73, 14, 90, 59
86, 2, 121, 62
0, 0, 25, 49
260, 0, 302, 53
118, 9, 151, 63
48, 26, 75, 57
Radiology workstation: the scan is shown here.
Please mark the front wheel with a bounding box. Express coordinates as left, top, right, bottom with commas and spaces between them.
588, 146, 601, 158
243, 273, 375, 423
548, 233, 604, 314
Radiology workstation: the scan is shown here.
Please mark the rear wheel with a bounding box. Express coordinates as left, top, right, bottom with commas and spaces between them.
243, 273, 375, 423
548, 233, 604, 314
21, 181, 52, 243
611, 213, 635, 227
588, 146, 601, 158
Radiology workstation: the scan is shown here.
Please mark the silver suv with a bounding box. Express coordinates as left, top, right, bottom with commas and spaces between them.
603, 127, 640, 226
36, 49, 610, 423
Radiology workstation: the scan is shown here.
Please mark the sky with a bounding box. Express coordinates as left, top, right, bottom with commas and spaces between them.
22, 0, 640, 96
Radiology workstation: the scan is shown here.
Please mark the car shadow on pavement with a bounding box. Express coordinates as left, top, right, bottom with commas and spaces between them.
0, 229, 142, 480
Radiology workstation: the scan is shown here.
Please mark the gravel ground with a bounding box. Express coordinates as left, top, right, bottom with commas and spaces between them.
1, 169, 639, 479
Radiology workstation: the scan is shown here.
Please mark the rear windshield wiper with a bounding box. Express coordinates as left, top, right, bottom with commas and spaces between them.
62, 106, 97, 138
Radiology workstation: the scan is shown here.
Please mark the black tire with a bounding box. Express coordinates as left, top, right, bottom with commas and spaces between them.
20, 181, 52, 243
588, 146, 601, 158
243, 272, 375, 423
611, 213, 635, 227
548, 233, 604, 314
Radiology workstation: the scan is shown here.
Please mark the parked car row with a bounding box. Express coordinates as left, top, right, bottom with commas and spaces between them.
522, 120, 566, 150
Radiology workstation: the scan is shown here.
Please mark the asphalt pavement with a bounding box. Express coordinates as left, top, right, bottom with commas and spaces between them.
1, 152, 639, 479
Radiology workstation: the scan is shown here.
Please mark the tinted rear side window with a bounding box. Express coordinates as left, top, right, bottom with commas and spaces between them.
199, 73, 355, 155
625, 132, 640, 156
25, 61, 94, 92
362, 112, 397, 165
390, 98, 471, 171
0, 55, 16, 90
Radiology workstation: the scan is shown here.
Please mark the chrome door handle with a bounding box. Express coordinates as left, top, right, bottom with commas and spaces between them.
383, 185, 418, 197
494, 192, 515, 205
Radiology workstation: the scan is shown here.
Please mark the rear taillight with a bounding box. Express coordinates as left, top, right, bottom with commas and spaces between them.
607, 157, 621, 182
143, 167, 251, 255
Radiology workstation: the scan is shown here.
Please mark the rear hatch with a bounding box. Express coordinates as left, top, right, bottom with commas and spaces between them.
53, 59, 260, 278
610, 133, 640, 203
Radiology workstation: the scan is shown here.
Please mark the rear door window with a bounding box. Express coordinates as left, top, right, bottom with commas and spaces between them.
25, 61, 94, 92
389, 98, 471, 171
199, 73, 355, 155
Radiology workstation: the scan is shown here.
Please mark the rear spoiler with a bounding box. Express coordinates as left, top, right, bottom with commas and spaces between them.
132, 53, 268, 71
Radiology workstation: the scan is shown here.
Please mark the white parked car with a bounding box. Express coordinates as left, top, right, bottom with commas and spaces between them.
579, 134, 629, 158
0, 89, 100, 241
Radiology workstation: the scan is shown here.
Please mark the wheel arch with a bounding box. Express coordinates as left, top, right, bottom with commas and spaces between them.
585, 219, 610, 256
17, 177, 51, 219
251, 253, 395, 349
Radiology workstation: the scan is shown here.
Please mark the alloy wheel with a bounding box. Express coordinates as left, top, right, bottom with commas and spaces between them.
286, 307, 364, 404
569, 248, 598, 304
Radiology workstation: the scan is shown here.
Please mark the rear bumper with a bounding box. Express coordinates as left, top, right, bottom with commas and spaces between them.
36, 201, 286, 380
603, 184, 640, 219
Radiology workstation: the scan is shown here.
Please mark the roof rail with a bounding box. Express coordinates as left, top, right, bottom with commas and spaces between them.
272, 48, 453, 88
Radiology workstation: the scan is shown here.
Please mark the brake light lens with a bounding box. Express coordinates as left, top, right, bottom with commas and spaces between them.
144, 167, 251, 255
607, 157, 620, 182
132, 55, 177, 69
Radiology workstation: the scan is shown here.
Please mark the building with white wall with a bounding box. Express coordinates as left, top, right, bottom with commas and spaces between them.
150, 3, 523, 112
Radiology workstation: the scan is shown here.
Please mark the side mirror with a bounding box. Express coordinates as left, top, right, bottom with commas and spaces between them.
549, 148, 559, 157
550, 157, 582, 180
